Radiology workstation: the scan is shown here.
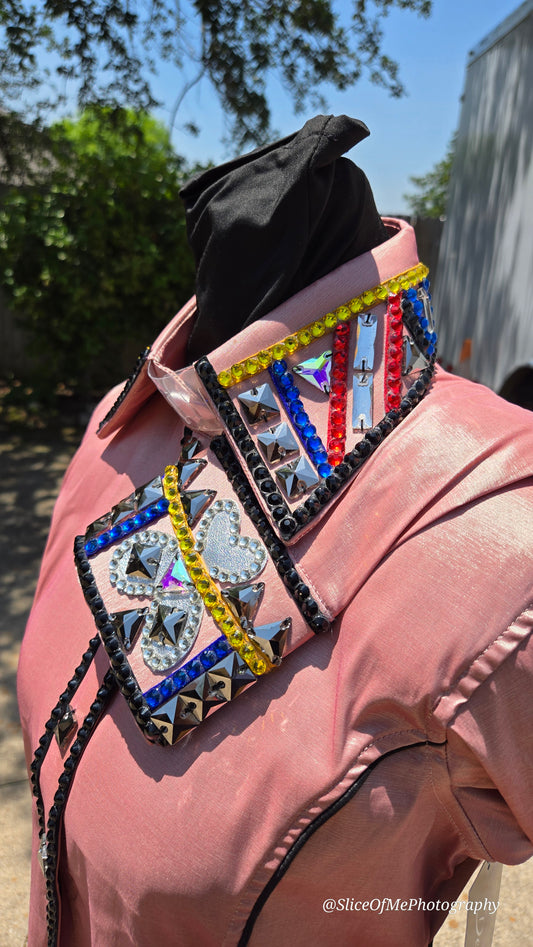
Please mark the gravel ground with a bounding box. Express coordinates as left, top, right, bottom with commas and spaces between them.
1, 427, 531, 947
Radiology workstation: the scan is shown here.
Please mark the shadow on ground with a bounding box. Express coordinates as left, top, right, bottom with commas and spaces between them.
0, 425, 79, 947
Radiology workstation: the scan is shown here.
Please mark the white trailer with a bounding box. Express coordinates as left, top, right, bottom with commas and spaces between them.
435, 0, 533, 409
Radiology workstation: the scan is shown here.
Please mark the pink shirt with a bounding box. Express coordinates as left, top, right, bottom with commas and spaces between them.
18, 219, 533, 946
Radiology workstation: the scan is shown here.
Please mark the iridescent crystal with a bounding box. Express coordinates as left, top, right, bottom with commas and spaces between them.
161, 557, 190, 590
293, 351, 332, 394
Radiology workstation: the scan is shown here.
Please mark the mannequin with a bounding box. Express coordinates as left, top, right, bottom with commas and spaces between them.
18, 116, 533, 947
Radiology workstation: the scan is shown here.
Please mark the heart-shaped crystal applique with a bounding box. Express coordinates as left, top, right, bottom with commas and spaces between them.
108, 529, 205, 671
194, 499, 267, 584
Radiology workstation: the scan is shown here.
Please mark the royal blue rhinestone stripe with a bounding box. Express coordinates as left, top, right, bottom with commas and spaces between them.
144, 635, 234, 710
406, 279, 437, 355
268, 360, 332, 478
84, 498, 170, 557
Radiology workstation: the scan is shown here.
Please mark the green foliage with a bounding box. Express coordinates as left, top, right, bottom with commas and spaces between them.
0, 108, 197, 400
404, 134, 456, 218
0, 0, 433, 152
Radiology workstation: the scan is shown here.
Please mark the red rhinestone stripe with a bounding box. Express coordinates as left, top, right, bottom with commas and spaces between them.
326, 322, 350, 467
384, 293, 404, 412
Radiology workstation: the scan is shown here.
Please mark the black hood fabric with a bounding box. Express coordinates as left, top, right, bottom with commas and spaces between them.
180, 114, 387, 361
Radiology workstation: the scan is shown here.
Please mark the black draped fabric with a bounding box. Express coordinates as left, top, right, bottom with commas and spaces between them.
180, 114, 387, 362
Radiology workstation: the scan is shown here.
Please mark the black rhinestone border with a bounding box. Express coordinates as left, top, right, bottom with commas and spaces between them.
40, 671, 116, 946
210, 434, 331, 634
195, 356, 295, 526
97, 345, 151, 433
73, 535, 167, 745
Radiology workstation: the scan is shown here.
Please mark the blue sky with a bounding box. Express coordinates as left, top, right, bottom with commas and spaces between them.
152, 0, 524, 213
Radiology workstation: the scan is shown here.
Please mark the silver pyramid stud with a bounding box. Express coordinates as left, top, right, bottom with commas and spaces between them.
134, 476, 164, 511
402, 336, 428, 375
54, 705, 77, 747
251, 618, 291, 666
124, 541, 163, 580
221, 582, 265, 628
180, 489, 216, 527
205, 653, 257, 701
109, 607, 148, 650
276, 456, 319, 499
257, 422, 299, 463
147, 604, 189, 647
177, 458, 207, 489
180, 434, 204, 460
238, 384, 280, 424
110, 491, 137, 527
149, 693, 202, 745
85, 512, 113, 541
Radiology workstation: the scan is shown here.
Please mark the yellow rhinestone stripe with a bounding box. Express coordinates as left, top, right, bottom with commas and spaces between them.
217, 263, 429, 388
162, 466, 273, 676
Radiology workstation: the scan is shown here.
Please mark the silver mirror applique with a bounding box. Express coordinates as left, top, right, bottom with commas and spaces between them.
195, 499, 267, 584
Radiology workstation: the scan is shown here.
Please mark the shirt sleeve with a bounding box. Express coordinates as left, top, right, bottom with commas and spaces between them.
445, 606, 533, 864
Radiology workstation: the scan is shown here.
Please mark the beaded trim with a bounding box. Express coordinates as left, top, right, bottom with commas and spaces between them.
269, 361, 332, 478
163, 465, 274, 676
74, 536, 165, 743
84, 498, 170, 557
97, 345, 151, 433
41, 671, 116, 946
217, 263, 428, 388
210, 434, 331, 633
196, 351, 436, 542
326, 323, 350, 466
384, 293, 404, 412
197, 357, 295, 533
143, 634, 234, 709
30, 628, 116, 947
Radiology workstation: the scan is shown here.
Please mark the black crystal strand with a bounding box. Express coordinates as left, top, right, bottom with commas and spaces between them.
210, 434, 331, 634
194, 356, 294, 524
400, 297, 429, 353
43, 670, 116, 947
97, 346, 150, 432
30, 631, 101, 838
